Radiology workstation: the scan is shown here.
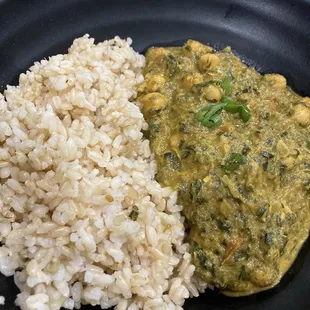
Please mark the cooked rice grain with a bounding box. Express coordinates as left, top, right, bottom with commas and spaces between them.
0, 35, 206, 310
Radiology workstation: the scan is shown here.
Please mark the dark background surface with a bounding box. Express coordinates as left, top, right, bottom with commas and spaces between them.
0, 0, 310, 309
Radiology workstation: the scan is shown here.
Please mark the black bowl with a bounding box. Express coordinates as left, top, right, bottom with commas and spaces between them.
0, 0, 309, 309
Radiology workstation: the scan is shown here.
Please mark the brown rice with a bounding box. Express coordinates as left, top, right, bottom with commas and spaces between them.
0, 35, 206, 310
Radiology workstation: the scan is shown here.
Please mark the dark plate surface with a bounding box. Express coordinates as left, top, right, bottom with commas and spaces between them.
0, 0, 310, 309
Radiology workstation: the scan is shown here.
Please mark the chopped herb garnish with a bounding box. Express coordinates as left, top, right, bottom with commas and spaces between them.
129, 206, 139, 221
306, 141, 310, 150
196, 103, 226, 128
195, 249, 214, 272
149, 123, 160, 132
260, 152, 275, 159
241, 87, 250, 94
166, 54, 178, 77
280, 240, 288, 256
239, 265, 250, 280
195, 78, 251, 126
221, 77, 232, 96
181, 145, 196, 159
262, 161, 269, 171
179, 122, 190, 133
304, 179, 310, 190
164, 152, 180, 170
164, 152, 174, 160
194, 77, 231, 96
242, 144, 251, 155
257, 205, 268, 217
223, 153, 246, 172
280, 163, 287, 175
234, 250, 249, 262
239, 105, 251, 122
189, 180, 203, 200
193, 80, 221, 88
216, 218, 231, 232
222, 97, 251, 122
264, 233, 273, 246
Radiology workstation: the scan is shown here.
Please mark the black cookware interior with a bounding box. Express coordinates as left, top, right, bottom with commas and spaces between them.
0, 0, 309, 309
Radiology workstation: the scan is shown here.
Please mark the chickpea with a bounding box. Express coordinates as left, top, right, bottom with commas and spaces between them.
291, 104, 310, 126
283, 156, 295, 169
181, 73, 204, 89
137, 82, 146, 93
219, 135, 230, 156
170, 134, 181, 149
198, 54, 220, 71
265, 74, 287, 89
250, 265, 276, 287
203, 84, 222, 102
184, 40, 213, 55
300, 96, 310, 107
222, 46, 232, 53
146, 74, 165, 92
147, 47, 166, 59
276, 140, 290, 158
141, 92, 167, 112
146, 47, 167, 68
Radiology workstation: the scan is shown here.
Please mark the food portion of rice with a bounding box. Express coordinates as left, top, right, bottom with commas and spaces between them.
0, 35, 205, 310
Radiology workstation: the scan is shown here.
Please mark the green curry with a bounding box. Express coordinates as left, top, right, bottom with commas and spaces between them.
137, 40, 310, 296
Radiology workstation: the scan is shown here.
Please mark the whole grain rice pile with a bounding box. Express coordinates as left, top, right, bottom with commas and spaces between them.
0, 35, 206, 310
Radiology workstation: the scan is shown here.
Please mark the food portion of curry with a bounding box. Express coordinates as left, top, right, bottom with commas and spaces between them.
137, 40, 310, 296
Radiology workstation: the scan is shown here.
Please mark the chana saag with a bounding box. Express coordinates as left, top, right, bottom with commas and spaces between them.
138, 40, 310, 296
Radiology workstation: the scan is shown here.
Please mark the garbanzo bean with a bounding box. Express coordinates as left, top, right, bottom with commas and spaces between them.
184, 40, 213, 55
300, 96, 310, 107
291, 104, 310, 126
181, 73, 204, 89
146, 75, 166, 92
147, 47, 166, 59
283, 156, 295, 169
265, 74, 287, 89
250, 265, 276, 287
141, 92, 167, 112
203, 84, 222, 102
198, 53, 220, 71
146, 48, 167, 68
170, 134, 181, 149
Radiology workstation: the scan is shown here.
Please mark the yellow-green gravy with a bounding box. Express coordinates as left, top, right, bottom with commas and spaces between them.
137, 40, 310, 296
